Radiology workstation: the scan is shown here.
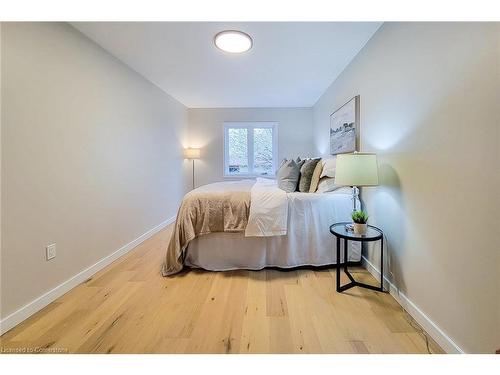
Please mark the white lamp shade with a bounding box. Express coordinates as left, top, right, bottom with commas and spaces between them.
184, 148, 200, 159
335, 153, 379, 187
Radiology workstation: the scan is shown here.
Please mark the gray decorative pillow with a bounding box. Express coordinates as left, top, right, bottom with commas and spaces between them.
298, 158, 320, 192
277, 159, 300, 192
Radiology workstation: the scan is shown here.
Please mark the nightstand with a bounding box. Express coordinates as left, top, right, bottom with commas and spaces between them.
330, 222, 385, 293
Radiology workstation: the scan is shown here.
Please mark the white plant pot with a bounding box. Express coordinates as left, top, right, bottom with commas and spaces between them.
353, 223, 367, 235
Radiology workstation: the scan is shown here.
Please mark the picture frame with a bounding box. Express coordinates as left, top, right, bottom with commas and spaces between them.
329, 95, 360, 155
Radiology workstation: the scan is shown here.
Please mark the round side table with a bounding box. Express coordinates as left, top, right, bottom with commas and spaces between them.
330, 222, 385, 293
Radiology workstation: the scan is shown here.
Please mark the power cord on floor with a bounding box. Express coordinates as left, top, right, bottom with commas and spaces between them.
400, 306, 433, 354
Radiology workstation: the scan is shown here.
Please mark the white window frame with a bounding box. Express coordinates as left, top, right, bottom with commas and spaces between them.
223, 121, 279, 178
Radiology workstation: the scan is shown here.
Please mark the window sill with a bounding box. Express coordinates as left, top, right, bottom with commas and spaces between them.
223, 174, 276, 179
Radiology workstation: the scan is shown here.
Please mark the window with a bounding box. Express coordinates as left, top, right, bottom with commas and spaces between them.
223, 122, 278, 177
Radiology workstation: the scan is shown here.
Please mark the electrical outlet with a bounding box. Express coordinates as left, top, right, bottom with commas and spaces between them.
46, 243, 56, 261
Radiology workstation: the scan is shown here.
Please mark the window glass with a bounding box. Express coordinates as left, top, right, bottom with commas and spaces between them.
227, 128, 248, 174
253, 128, 273, 175
224, 122, 277, 176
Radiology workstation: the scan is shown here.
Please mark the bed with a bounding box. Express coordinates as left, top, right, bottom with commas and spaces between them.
162, 178, 360, 275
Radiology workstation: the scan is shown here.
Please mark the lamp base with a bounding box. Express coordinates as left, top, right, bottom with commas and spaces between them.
351, 186, 359, 212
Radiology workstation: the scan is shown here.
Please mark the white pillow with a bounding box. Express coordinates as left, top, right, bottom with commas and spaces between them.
316, 177, 340, 193
320, 156, 337, 178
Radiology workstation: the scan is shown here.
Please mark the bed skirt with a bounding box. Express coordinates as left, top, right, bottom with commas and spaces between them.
185, 231, 361, 271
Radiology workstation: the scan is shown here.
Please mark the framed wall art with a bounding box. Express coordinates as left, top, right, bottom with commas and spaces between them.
330, 95, 360, 155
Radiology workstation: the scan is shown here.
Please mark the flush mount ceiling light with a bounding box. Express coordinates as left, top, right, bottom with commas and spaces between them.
214, 30, 253, 53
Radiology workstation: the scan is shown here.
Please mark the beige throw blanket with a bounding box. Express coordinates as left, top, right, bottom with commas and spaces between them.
162, 180, 253, 276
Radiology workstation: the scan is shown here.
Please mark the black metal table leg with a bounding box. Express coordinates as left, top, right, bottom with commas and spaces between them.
380, 236, 384, 292
344, 238, 348, 271
336, 236, 341, 292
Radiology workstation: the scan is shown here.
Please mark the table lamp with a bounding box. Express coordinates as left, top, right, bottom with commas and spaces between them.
334, 152, 379, 213
184, 148, 201, 190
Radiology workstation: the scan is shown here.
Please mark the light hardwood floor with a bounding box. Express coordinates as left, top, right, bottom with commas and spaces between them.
0, 225, 443, 354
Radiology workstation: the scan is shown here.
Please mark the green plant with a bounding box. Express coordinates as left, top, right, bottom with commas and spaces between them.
352, 210, 369, 224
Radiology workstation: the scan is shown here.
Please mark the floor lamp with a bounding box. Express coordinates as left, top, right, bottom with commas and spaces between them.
184, 148, 200, 190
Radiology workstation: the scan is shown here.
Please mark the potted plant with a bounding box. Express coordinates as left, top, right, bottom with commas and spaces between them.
351, 210, 369, 235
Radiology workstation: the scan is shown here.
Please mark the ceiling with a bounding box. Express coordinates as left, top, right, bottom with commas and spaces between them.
72, 22, 381, 108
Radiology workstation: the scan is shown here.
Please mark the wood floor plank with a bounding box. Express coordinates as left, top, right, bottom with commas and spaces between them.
0, 225, 443, 354
240, 271, 270, 353
266, 269, 290, 317
268, 317, 294, 353
283, 271, 324, 353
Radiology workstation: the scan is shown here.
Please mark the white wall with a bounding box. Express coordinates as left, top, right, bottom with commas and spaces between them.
497, 26, 500, 348
1, 23, 189, 319
187, 108, 314, 187
0, 23, 3, 320
313, 22, 500, 353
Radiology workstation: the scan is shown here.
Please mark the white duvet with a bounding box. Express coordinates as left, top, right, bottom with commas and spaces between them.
244, 178, 288, 237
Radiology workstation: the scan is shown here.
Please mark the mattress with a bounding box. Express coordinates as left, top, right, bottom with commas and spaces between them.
185, 188, 361, 271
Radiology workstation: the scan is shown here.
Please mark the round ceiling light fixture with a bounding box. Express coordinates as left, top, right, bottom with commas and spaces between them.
214, 30, 253, 53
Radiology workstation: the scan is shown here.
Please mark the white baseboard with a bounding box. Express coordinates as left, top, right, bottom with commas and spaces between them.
361, 255, 464, 354
0, 216, 176, 335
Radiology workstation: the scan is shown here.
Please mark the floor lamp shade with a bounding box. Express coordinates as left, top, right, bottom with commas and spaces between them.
335, 153, 379, 187
184, 148, 200, 159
